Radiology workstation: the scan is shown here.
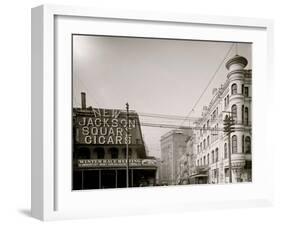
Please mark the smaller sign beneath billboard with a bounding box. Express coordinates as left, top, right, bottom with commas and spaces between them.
77, 159, 157, 168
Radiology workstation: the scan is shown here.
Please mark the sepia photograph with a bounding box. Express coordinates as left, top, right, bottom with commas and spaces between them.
72, 35, 252, 190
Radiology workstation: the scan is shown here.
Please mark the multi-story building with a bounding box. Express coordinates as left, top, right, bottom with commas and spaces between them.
192, 54, 252, 184
72, 92, 158, 189
160, 129, 192, 185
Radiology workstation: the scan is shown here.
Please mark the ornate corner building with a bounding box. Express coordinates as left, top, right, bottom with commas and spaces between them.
191, 54, 252, 184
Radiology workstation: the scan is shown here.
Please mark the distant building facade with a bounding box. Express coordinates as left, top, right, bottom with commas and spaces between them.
192, 55, 252, 184
160, 129, 192, 185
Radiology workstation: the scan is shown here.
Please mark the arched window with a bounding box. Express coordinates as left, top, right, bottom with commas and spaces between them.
203, 139, 206, 149
231, 83, 237, 95
224, 143, 228, 159
122, 148, 132, 158
245, 136, 251, 153
203, 156, 206, 165
207, 136, 210, 147
231, 104, 237, 121
211, 150, 214, 163
109, 148, 119, 159
232, 135, 237, 153
207, 153, 209, 165
94, 147, 105, 159
245, 107, 249, 125
76, 147, 90, 159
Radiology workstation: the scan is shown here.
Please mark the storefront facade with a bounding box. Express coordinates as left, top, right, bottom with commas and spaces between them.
72, 93, 157, 190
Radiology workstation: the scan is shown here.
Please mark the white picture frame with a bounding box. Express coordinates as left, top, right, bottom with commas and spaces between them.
31, 4, 274, 221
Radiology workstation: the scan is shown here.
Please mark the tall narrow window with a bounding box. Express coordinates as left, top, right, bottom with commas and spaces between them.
231, 104, 237, 121
224, 143, 228, 159
207, 154, 209, 165
215, 148, 219, 162
207, 136, 210, 147
245, 107, 249, 125
203, 156, 206, 165
96, 148, 105, 159
242, 105, 244, 124
242, 135, 245, 153
212, 150, 214, 163
109, 148, 119, 159
245, 136, 251, 153
231, 83, 237, 95
203, 139, 206, 149
242, 84, 244, 95
227, 95, 229, 105
232, 135, 237, 153
244, 87, 249, 97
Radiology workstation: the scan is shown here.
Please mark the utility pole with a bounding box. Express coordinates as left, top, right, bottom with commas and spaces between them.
126, 103, 129, 188
223, 114, 235, 183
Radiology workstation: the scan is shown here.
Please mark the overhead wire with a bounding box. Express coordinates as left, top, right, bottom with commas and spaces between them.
179, 43, 235, 127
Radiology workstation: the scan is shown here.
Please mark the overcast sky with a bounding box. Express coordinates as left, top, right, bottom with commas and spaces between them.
73, 35, 252, 158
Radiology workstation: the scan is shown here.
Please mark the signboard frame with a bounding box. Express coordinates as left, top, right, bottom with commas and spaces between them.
31, 4, 274, 221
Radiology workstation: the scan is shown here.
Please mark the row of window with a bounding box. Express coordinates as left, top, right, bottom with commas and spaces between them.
230, 104, 249, 125
75, 147, 133, 159
231, 83, 249, 96
224, 84, 249, 108
197, 148, 219, 166
198, 122, 220, 152
224, 135, 251, 158
196, 135, 251, 166
197, 136, 210, 153
200, 83, 250, 137
197, 104, 249, 154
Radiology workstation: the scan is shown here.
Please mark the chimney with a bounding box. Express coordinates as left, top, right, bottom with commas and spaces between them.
81, 92, 86, 109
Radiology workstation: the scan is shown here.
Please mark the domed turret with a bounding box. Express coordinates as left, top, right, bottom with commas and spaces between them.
226, 55, 248, 71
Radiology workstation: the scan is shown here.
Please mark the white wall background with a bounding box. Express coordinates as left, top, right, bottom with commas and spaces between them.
0, 0, 280, 225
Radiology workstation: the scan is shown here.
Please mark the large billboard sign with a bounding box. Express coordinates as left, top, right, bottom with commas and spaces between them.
74, 108, 143, 145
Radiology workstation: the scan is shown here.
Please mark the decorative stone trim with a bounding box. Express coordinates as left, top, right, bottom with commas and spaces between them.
227, 69, 247, 79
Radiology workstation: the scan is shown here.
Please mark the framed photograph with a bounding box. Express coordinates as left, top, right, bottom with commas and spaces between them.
31, 4, 274, 221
